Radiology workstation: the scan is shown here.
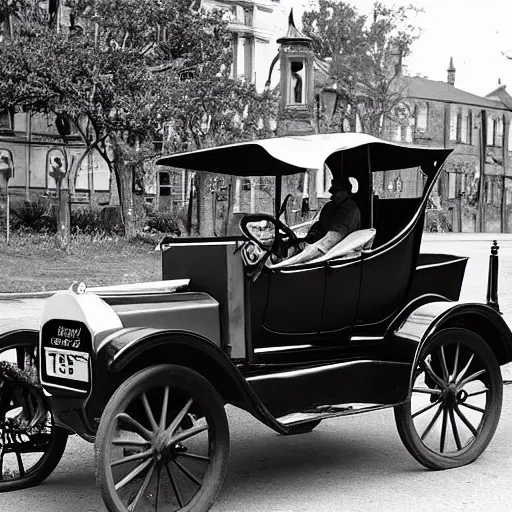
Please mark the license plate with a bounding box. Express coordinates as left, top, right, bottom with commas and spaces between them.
44, 348, 90, 382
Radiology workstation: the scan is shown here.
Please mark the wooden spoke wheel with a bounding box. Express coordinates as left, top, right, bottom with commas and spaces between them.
95, 364, 230, 512
394, 328, 503, 470
0, 337, 68, 491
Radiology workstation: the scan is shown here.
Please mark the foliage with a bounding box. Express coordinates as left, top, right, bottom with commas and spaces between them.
71, 208, 123, 236
302, 1, 423, 136
145, 211, 181, 235
0, 0, 278, 238
10, 200, 56, 233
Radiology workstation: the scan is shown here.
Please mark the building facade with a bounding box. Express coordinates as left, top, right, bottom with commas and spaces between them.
0, 2, 112, 209
379, 61, 512, 233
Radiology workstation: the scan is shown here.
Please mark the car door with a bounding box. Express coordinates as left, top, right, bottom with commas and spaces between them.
321, 254, 362, 336
263, 264, 325, 334
356, 227, 418, 326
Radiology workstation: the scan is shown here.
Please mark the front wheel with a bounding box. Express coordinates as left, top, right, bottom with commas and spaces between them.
95, 364, 230, 512
394, 328, 503, 470
0, 335, 68, 491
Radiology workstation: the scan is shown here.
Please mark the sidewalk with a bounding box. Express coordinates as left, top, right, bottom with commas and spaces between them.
422, 232, 512, 242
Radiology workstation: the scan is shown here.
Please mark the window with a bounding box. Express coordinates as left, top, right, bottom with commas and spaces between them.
450, 111, 458, 142
415, 102, 428, 131
289, 59, 306, 104
509, 121, 512, 151
0, 109, 12, 129
494, 178, 502, 205
460, 111, 468, 143
466, 110, 473, 145
158, 171, 172, 196
486, 178, 493, 204
448, 172, 456, 199
243, 37, 253, 82
244, 7, 253, 26
494, 117, 503, 147
487, 115, 494, 146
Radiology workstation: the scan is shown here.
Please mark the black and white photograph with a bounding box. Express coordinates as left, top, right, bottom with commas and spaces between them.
1, 1, 512, 511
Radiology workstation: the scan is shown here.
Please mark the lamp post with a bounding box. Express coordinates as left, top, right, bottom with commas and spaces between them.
275, 9, 315, 137
0, 149, 14, 244
47, 147, 70, 248
267, 10, 317, 218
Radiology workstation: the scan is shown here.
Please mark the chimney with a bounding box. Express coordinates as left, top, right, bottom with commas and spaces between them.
447, 57, 456, 86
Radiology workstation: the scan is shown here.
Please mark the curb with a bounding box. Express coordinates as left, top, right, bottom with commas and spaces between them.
0, 291, 59, 300
423, 233, 512, 242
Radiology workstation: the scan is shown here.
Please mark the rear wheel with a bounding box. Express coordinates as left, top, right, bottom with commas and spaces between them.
0, 336, 68, 491
95, 364, 230, 512
394, 328, 502, 470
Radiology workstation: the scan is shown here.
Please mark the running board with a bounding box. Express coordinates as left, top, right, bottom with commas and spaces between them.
248, 359, 411, 419
277, 403, 392, 429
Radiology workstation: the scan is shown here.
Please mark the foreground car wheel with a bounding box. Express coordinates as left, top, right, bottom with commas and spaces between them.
0, 337, 68, 491
394, 328, 502, 470
96, 364, 230, 512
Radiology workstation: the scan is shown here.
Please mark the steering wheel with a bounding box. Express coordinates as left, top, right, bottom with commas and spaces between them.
239, 214, 298, 253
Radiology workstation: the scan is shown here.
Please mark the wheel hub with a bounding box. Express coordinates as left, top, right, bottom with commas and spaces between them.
153, 430, 187, 463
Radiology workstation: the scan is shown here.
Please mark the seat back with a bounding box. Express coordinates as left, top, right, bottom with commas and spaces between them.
268, 228, 376, 269
306, 228, 376, 265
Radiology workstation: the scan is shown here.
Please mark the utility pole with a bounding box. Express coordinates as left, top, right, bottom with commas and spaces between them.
478, 110, 487, 233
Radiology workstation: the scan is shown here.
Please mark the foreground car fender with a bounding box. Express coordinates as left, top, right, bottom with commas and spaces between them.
98, 328, 288, 434
392, 300, 512, 396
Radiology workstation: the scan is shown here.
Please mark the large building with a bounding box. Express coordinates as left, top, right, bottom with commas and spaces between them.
377, 61, 512, 233
0, 4, 112, 208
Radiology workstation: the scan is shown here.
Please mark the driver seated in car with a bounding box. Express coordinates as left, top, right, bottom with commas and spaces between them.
302, 175, 361, 254
269, 175, 361, 265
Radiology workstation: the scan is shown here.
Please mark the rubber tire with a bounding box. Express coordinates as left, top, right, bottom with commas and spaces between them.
95, 364, 230, 512
0, 337, 68, 492
286, 420, 321, 435
394, 328, 503, 470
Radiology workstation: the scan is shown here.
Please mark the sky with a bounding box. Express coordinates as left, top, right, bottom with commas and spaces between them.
293, 0, 512, 98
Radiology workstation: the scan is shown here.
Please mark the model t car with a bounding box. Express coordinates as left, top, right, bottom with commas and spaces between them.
1, 133, 511, 511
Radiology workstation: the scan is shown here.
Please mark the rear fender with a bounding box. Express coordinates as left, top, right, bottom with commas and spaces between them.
96, 329, 288, 434
390, 301, 512, 399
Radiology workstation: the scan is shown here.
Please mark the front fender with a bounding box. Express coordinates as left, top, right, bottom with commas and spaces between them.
391, 301, 512, 397
91, 328, 288, 435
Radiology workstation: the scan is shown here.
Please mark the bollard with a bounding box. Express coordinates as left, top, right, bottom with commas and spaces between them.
486, 240, 501, 313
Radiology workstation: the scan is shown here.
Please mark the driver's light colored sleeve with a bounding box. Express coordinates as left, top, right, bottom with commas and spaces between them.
316, 230, 343, 254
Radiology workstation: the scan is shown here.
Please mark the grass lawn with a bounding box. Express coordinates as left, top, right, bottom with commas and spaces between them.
0, 232, 162, 293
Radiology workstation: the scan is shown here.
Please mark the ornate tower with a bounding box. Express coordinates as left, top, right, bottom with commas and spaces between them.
276, 10, 316, 136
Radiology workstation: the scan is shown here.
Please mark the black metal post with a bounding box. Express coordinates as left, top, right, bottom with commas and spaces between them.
274, 175, 282, 217
486, 240, 501, 313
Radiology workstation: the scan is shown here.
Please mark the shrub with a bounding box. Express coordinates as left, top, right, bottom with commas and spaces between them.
10, 200, 56, 233
145, 211, 181, 235
71, 209, 124, 236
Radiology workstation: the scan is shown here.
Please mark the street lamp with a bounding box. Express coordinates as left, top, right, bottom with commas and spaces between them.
0, 149, 14, 244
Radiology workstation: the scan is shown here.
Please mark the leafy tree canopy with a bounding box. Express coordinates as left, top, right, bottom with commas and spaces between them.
0, 0, 277, 236
302, 0, 423, 136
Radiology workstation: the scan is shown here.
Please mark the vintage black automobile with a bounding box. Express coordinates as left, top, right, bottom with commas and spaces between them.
1, 133, 511, 512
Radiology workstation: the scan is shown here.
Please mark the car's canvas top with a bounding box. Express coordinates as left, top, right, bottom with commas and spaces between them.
156, 133, 452, 177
